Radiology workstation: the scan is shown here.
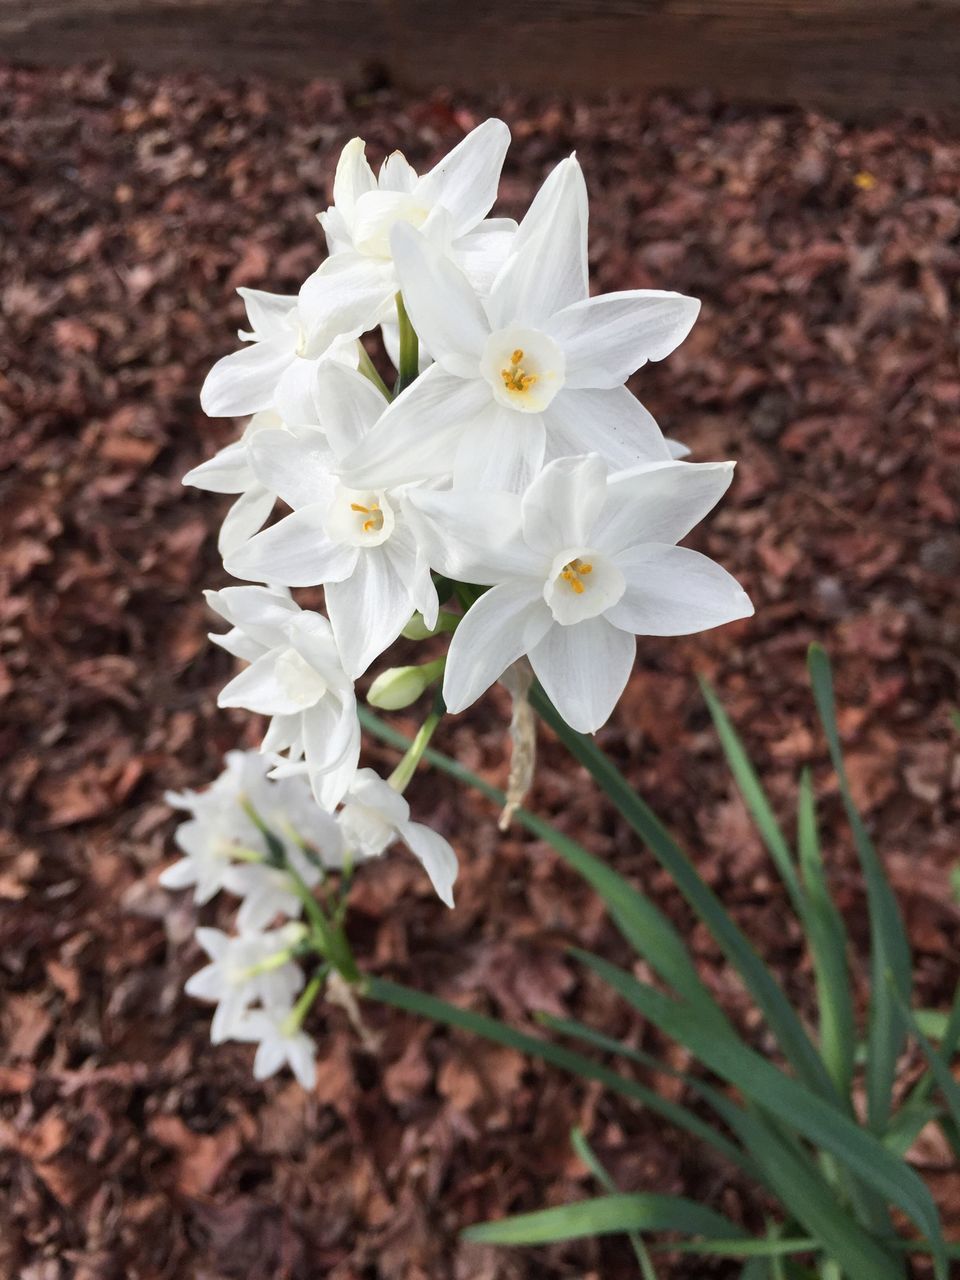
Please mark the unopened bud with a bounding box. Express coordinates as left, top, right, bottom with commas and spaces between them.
367, 658, 445, 711
401, 610, 458, 641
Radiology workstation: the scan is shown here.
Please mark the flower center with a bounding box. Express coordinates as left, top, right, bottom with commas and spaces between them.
501, 348, 537, 395
559, 557, 593, 595
325, 484, 395, 548
544, 548, 625, 625
482, 326, 566, 414
349, 500, 384, 535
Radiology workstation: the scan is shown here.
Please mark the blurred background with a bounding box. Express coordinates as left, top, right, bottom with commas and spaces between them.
1, 4, 959, 1278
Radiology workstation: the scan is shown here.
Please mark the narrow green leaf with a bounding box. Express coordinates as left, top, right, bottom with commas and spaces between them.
573, 948, 941, 1277
529, 683, 839, 1104
903, 983, 960, 1115
700, 677, 803, 908
571, 1128, 658, 1280
890, 982, 960, 1152
807, 644, 911, 1133
462, 1191, 747, 1246
797, 768, 856, 1099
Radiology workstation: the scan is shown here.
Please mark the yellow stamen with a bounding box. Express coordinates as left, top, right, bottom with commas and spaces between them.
501, 348, 537, 394
350, 501, 382, 534
560, 558, 593, 594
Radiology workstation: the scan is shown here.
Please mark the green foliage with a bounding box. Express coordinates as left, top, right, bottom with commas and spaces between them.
361, 647, 958, 1280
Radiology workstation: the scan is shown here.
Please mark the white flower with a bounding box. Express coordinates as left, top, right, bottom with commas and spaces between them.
224, 364, 438, 679
185, 924, 305, 1044
341, 157, 699, 494
200, 288, 359, 424
205, 586, 360, 808
299, 120, 514, 354
336, 768, 458, 908
182, 410, 283, 558
164, 749, 342, 907
235, 1004, 318, 1088
410, 455, 753, 733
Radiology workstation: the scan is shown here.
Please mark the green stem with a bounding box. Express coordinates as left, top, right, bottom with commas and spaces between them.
357, 344, 392, 400
388, 696, 444, 793
395, 292, 419, 393
282, 967, 329, 1036
286, 861, 359, 983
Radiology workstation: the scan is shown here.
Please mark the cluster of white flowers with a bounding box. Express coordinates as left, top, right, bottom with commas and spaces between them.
165, 119, 752, 1085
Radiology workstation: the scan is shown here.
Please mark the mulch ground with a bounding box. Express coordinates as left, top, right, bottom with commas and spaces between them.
1, 62, 959, 1280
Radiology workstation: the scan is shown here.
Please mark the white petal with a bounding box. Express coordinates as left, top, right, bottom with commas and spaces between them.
225, 506, 358, 587
595, 460, 735, 553
406, 488, 540, 583
205, 584, 298, 647
218, 649, 309, 716
382, 521, 439, 627
326, 550, 415, 678
489, 156, 588, 327
331, 137, 377, 225
606, 544, 754, 636
273, 358, 321, 427
298, 254, 394, 354
528, 617, 635, 733
313, 362, 389, 460
287, 1035, 318, 1089
452, 406, 544, 493
253, 1039, 288, 1080
379, 150, 418, 193
238, 288, 298, 339
340, 366, 492, 489
397, 819, 458, 908
455, 218, 518, 294
183, 439, 252, 494
217, 485, 276, 559
520, 455, 608, 556
546, 291, 701, 388
391, 223, 488, 377
443, 583, 551, 714
413, 118, 511, 238
302, 699, 361, 809
542, 386, 671, 470
200, 342, 293, 418
247, 429, 336, 511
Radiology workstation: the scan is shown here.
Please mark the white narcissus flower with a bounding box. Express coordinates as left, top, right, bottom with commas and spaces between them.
182, 411, 282, 558
205, 586, 360, 808
224, 364, 438, 679
336, 768, 458, 908
300, 120, 514, 354
162, 748, 337, 905
200, 288, 360, 425
341, 157, 699, 494
410, 455, 753, 734
235, 1005, 318, 1089
185, 924, 305, 1044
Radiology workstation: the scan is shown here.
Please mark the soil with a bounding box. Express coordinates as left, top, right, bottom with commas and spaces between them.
1, 63, 959, 1280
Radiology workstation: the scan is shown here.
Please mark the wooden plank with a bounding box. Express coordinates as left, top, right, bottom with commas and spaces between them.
2, 0, 959, 115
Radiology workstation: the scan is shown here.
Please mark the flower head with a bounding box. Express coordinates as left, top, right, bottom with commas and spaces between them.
410, 455, 753, 733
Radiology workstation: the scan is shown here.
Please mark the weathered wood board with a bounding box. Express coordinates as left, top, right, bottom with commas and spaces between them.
2, 1, 959, 114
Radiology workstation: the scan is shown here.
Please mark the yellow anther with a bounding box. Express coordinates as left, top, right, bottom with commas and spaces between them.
560, 558, 593, 594
501, 349, 537, 394
350, 500, 383, 534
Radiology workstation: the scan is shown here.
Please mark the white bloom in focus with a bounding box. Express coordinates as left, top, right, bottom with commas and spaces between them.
200, 288, 360, 424
235, 1004, 318, 1089
224, 364, 438, 679
185, 924, 305, 1044
300, 120, 514, 354
336, 768, 458, 908
410, 455, 753, 733
205, 586, 360, 808
342, 157, 699, 493
182, 411, 284, 558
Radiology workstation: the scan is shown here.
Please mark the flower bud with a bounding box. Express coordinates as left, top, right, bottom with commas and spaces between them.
401, 611, 458, 641
367, 659, 444, 711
